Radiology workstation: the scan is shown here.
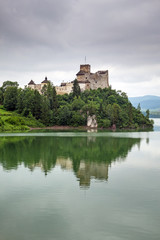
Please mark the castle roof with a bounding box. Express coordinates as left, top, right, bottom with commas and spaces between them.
61, 82, 66, 86
41, 77, 50, 83
28, 80, 36, 85
76, 70, 86, 76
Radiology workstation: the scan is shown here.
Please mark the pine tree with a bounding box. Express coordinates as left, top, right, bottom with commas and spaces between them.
72, 79, 81, 98
146, 109, 150, 119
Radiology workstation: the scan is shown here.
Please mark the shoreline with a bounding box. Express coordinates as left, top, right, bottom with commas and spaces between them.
29, 124, 153, 131
30, 126, 93, 130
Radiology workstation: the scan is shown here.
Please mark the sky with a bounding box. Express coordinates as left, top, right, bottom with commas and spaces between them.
0, 0, 160, 97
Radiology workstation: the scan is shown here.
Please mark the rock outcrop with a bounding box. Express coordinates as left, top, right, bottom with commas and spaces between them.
87, 115, 98, 128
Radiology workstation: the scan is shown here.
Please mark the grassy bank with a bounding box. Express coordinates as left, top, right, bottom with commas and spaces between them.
0, 107, 44, 132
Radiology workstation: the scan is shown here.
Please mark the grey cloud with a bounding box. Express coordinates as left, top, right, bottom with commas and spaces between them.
0, 0, 73, 46
0, 0, 160, 84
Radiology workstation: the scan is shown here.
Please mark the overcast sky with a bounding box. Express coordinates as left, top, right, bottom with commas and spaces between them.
0, 0, 160, 97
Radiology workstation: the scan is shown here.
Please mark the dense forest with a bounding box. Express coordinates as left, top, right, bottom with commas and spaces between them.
0, 80, 153, 130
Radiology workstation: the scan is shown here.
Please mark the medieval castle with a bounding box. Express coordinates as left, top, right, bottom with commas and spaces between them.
28, 64, 109, 95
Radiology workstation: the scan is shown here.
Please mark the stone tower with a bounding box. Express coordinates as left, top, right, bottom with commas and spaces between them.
76, 64, 109, 89
28, 80, 36, 90
80, 64, 91, 73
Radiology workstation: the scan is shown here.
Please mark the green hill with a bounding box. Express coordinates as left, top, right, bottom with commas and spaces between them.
0, 107, 44, 132
0, 80, 153, 131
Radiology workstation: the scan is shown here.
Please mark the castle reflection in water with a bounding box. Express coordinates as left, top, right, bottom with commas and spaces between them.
0, 134, 141, 188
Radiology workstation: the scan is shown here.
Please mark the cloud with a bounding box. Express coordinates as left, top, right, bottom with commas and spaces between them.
0, 0, 160, 96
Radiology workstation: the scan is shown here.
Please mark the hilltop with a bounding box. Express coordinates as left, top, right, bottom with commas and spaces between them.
0, 80, 153, 131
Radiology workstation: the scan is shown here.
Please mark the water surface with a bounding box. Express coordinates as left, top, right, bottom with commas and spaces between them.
0, 131, 160, 240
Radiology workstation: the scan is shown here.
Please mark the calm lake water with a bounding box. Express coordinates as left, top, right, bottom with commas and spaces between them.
152, 118, 160, 131
0, 124, 160, 239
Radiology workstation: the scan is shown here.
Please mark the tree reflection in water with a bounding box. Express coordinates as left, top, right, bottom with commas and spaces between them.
0, 135, 141, 188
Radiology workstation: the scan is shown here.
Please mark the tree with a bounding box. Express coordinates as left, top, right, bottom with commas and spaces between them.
146, 109, 150, 119
58, 106, 72, 125
137, 103, 141, 112
82, 101, 98, 116
105, 104, 113, 123
33, 90, 42, 119
41, 97, 50, 125
21, 88, 35, 116
0, 81, 19, 105
127, 103, 133, 125
41, 82, 58, 111
72, 79, 81, 98
17, 88, 25, 113
4, 86, 18, 111
112, 103, 121, 125
0, 88, 3, 105
41, 84, 48, 96
2, 81, 19, 91
108, 95, 117, 104
72, 97, 85, 111
51, 86, 58, 111
71, 111, 86, 126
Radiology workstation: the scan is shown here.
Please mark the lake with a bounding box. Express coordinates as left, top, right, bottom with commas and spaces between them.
152, 117, 160, 131
0, 124, 160, 239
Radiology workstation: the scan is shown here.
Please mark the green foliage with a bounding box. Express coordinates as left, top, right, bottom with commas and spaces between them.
82, 101, 99, 116
0, 81, 19, 106
4, 86, 18, 111
98, 119, 111, 128
0, 89, 3, 105
146, 109, 150, 119
33, 90, 42, 119
41, 97, 51, 125
0, 136, 141, 174
58, 105, 72, 125
0, 108, 44, 132
71, 112, 86, 126
5, 116, 25, 125
137, 103, 141, 112
0, 80, 153, 130
1, 81, 19, 90
72, 79, 81, 98
72, 97, 85, 111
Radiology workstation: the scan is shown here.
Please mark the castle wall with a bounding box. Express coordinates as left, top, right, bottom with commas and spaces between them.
35, 84, 42, 92
28, 83, 48, 93
55, 82, 73, 95
79, 82, 87, 91
27, 64, 109, 95
77, 72, 90, 82
28, 84, 35, 90
77, 75, 85, 82
89, 71, 109, 90
76, 65, 109, 90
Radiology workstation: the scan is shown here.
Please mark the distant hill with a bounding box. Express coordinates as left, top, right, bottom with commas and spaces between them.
129, 95, 160, 111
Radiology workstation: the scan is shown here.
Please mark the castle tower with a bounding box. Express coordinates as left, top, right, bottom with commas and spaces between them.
80, 64, 91, 73
41, 76, 50, 87
28, 80, 36, 90
76, 64, 91, 82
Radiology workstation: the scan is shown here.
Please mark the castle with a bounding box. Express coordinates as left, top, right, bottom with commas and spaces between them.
28, 64, 109, 95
